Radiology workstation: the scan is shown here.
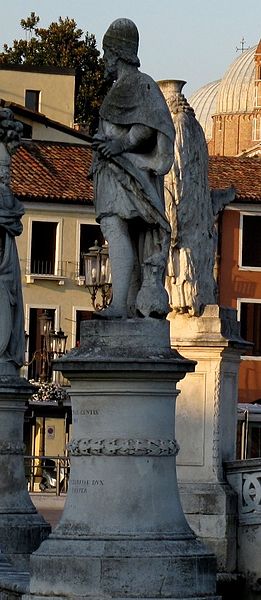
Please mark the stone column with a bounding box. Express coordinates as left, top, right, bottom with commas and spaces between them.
27, 319, 220, 600
169, 305, 249, 574
0, 374, 51, 570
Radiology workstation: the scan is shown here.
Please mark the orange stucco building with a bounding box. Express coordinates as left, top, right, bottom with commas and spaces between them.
219, 208, 261, 402
208, 156, 261, 403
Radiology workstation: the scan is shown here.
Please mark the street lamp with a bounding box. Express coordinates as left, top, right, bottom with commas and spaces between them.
83, 241, 112, 310
50, 327, 68, 357
38, 312, 67, 382
38, 311, 52, 382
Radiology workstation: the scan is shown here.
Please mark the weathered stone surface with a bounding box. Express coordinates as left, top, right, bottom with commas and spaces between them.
0, 112, 25, 372
26, 318, 219, 599
79, 317, 173, 358
91, 19, 175, 320
170, 304, 248, 347
169, 306, 244, 573
0, 110, 50, 589
0, 545, 29, 600
23, 17, 220, 599
226, 458, 261, 596
0, 377, 50, 569
160, 80, 235, 318
29, 539, 218, 599
0, 568, 29, 600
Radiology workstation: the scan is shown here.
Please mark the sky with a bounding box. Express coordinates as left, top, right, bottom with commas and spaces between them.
0, 0, 261, 98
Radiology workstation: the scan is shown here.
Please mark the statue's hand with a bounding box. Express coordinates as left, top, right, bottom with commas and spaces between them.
91, 135, 104, 150
96, 139, 124, 158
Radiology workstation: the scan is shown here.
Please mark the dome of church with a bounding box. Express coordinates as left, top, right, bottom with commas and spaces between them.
189, 45, 258, 143
216, 45, 256, 113
189, 79, 220, 141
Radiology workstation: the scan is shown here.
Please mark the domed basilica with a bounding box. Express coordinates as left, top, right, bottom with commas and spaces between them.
189, 40, 261, 156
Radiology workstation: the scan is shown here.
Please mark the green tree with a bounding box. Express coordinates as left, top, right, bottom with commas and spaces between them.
0, 13, 107, 134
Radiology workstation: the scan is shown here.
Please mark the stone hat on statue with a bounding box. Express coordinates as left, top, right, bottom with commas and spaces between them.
102, 18, 140, 66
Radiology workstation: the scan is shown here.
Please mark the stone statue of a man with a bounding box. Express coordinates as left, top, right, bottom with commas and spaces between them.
0, 108, 25, 373
91, 19, 175, 319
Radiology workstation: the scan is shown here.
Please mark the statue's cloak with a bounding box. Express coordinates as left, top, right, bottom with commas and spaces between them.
0, 185, 24, 367
100, 70, 175, 153
94, 70, 175, 232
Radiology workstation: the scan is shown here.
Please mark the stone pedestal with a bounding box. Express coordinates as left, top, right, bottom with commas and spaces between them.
0, 374, 51, 570
168, 305, 249, 574
26, 319, 219, 600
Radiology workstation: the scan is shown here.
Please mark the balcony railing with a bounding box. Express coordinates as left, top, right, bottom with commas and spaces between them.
24, 455, 70, 496
25, 259, 67, 277
19, 259, 83, 281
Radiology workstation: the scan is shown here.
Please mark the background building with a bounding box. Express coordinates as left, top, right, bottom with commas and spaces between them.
0, 65, 102, 473
2, 56, 260, 465
208, 155, 261, 404
190, 40, 261, 411
11, 140, 100, 480
189, 40, 261, 157
0, 64, 75, 128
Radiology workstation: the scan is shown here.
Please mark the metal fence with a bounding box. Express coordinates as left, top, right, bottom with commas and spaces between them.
24, 455, 70, 496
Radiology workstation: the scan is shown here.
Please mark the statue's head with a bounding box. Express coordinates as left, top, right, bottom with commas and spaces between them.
0, 108, 23, 156
102, 18, 140, 68
0, 108, 23, 186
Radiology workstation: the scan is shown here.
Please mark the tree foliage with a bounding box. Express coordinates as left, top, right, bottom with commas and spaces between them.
0, 13, 108, 133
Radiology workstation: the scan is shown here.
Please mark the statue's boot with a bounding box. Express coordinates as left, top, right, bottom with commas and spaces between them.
94, 304, 126, 319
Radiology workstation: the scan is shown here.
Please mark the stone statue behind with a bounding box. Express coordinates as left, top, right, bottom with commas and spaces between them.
91, 19, 175, 319
160, 80, 235, 317
0, 108, 25, 373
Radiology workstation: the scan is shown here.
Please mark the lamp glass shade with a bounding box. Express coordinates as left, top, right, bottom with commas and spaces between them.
83, 241, 100, 286
50, 328, 67, 355
100, 243, 111, 285
39, 311, 53, 337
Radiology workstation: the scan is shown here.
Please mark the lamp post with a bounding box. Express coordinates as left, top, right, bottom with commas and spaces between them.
38, 311, 53, 382
83, 240, 112, 310
38, 312, 67, 382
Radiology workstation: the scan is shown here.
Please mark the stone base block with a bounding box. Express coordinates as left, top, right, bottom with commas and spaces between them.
28, 536, 218, 599
0, 573, 29, 600
0, 551, 29, 600
43, 319, 218, 599
24, 596, 221, 600
0, 515, 50, 570
179, 482, 237, 572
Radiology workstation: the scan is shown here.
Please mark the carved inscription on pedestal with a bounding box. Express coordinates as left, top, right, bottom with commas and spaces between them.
70, 478, 104, 494
72, 408, 99, 424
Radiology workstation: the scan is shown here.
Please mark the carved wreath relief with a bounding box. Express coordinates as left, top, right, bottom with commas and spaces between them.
0, 441, 25, 454
68, 438, 180, 457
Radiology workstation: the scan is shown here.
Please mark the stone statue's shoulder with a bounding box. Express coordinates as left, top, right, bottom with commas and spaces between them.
138, 71, 163, 94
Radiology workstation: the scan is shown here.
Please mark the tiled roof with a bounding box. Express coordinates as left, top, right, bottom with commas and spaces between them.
11, 141, 93, 203
208, 155, 261, 202
10, 141, 261, 204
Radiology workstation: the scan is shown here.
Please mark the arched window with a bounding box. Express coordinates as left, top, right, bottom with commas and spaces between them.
255, 82, 261, 107
252, 116, 261, 140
